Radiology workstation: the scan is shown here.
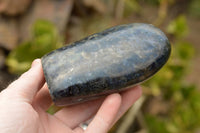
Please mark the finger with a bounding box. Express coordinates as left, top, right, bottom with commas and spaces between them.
85, 93, 122, 133
33, 83, 52, 111
54, 97, 105, 129
5, 59, 45, 103
73, 126, 84, 133
46, 114, 73, 133
114, 86, 142, 124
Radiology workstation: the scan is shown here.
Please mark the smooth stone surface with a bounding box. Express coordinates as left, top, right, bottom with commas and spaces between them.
42, 23, 171, 106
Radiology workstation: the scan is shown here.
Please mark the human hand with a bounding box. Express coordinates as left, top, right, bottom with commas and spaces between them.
0, 59, 142, 133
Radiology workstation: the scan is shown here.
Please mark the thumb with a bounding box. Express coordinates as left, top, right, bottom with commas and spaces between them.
5, 59, 45, 103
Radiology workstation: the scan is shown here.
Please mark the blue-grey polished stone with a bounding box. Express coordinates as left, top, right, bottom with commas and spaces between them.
41, 23, 171, 106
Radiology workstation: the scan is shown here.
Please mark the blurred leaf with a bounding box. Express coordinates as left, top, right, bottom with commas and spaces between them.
47, 104, 62, 115
167, 15, 188, 38
181, 85, 196, 99
124, 0, 141, 17
189, 0, 200, 18
6, 20, 62, 74
33, 20, 56, 37
168, 65, 184, 79
145, 114, 170, 133
176, 41, 195, 61
143, 0, 160, 6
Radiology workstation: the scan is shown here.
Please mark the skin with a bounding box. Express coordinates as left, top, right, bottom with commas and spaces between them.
0, 59, 142, 133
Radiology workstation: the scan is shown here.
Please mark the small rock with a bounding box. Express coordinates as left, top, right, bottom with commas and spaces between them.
0, 16, 18, 50
42, 23, 171, 106
19, 0, 74, 41
0, 0, 32, 16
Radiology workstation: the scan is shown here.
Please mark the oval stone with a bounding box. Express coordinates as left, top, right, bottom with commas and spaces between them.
41, 23, 171, 106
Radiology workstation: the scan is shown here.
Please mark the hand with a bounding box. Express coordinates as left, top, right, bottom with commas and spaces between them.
0, 59, 142, 133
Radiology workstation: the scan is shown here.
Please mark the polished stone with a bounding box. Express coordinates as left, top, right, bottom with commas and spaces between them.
42, 23, 171, 106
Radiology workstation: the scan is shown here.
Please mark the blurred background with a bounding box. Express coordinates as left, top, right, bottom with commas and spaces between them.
0, 0, 200, 132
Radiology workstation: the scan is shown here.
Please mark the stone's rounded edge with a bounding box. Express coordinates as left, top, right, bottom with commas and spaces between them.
165, 39, 172, 62
41, 56, 56, 101
134, 23, 170, 43
148, 42, 171, 78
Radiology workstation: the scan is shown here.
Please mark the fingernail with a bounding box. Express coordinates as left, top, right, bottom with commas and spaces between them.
31, 59, 40, 68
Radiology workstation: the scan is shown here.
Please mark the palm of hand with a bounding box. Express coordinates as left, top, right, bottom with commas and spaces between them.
0, 59, 141, 133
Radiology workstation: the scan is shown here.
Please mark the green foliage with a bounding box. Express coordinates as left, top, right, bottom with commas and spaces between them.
172, 85, 200, 131
189, 0, 200, 18
142, 0, 160, 6
6, 20, 62, 74
167, 15, 188, 38
147, 90, 200, 132
145, 115, 170, 133
46, 104, 62, 115
123, 0, 141, 17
